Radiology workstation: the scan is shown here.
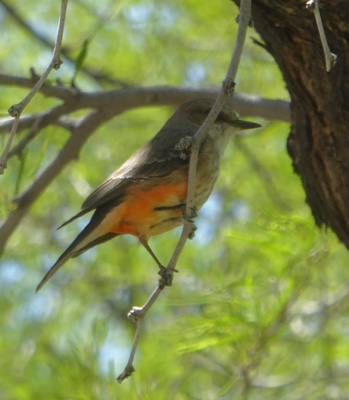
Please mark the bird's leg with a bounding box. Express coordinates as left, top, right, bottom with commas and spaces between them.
139, 237, 163, 269
138, 238, 178, 287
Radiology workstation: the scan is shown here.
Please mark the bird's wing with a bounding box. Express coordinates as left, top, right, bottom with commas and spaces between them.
60, 122, 197, 228
81, 122, 197, 212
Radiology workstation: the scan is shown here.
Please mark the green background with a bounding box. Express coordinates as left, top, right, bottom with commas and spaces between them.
1, 0, 348, 398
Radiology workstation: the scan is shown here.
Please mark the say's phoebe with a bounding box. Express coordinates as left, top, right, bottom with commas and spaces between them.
36, 98, 260, 291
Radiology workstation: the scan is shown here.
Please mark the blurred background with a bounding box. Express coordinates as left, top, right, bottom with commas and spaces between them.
1, 0, 349, 399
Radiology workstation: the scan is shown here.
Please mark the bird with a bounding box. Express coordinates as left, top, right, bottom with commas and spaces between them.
36, 98, 261, 291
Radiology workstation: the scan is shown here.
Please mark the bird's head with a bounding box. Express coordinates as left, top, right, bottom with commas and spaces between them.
178, 98, 261, 132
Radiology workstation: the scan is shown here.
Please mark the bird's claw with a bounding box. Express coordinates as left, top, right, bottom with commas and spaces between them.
158, 265, 178, 287
182, 206, 198, 222
188, 223, 197, 239
174, 136, 193, 160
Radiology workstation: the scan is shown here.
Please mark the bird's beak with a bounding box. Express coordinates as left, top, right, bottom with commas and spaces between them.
228, 120, 261, 130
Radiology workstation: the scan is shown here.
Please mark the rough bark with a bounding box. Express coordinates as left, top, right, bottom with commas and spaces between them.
238, 0, 349, 247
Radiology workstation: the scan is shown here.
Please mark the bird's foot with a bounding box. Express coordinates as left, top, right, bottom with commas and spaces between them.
158, 265, 178, 288
182, 205, 197, 222
188, 223, 197, 239
174, 136, 193, 160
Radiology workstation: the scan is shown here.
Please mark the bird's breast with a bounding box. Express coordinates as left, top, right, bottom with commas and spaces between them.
194, 124, 232, 209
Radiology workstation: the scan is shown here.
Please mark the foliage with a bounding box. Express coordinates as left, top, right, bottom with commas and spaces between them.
1, 0, 349, 399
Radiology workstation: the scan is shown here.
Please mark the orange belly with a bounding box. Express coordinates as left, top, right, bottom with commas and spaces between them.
106, 177, 187, 241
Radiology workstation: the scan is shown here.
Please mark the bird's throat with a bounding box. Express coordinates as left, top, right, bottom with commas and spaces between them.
206, 123, 235, 158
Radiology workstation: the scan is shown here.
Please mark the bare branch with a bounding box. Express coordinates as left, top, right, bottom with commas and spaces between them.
82, 87, 290, 121
117, 0, 252, 383
0, 73, 74, 102
117, 285, 163, 383
0, 116, 20, 172
8, 0, 68, 117
7, 117, 43, 159
306, 0, 337, 71
0, 73, 291, 122
0, 0, 128, 87
0, 110, 112, 254
0, 0, 68, 174
0, 104, 75, 161
7, 117, 77, 160
182, 0, 252, 265
0, 115, 43, 135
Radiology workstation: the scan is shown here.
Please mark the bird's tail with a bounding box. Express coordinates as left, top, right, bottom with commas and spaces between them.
36, 221, 118, 292
36, 245, 74, 292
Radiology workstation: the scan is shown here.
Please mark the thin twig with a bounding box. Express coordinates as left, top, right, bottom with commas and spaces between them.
0, 73, 74, 102
116, 220, 194, 382
0, 0, 128, 87
0, 116, 20, 170
6, 104, 77, 159
306, 0, 337, 72
175, 0, 252, 267
117, 0, 252, 383
185, 0, 252, 218
7, 117, 43, 159
8, 0, 68, 116
116, 285, 163, 383
0, 0, 68, 174
0, 110, 111, 254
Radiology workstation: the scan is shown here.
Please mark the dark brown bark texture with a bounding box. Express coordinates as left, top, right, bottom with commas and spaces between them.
237, 0, 349, 247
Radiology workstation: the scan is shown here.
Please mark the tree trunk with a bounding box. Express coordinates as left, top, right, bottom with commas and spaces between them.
236, 0, 349, 247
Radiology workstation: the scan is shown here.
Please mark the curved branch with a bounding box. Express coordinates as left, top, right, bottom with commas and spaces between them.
0, 0, 68, 174
7, 0, 68, 118
0, 73, 74, 102
8, 116, 77, 160
0, 73, 290, 122
0, 102, 75, 139
82, 87, 290, 121
0, 109, 112, 253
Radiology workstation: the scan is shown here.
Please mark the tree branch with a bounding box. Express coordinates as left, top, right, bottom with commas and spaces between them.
0, 73, 290, 122
0, 0, 68, 174
7, 116, 77, 160
116, 0, 252, 383
0, 109, 112, 254
0, 0, 128, 87
0, 103, 76, 161
8, 0, 68, 117
0, 73, 74, 102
